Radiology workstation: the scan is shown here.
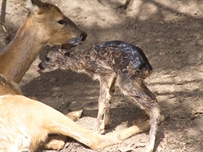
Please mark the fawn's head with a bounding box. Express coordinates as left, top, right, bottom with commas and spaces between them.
20, 0, 87, 46
38, 50, 69, 73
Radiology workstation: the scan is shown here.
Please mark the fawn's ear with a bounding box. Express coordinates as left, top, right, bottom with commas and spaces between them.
19, 0, 41, 12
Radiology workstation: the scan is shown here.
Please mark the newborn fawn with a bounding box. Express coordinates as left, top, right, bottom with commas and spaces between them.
38, 40, 160, 152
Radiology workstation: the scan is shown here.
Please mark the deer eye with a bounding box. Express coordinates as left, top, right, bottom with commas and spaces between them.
45, 57, 50, 61
57, 19, 66, 25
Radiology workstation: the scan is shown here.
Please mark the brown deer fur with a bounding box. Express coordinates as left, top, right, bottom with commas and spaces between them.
0, 74, 23, 95
0, 0, 86, 83
39, 40, 163, 152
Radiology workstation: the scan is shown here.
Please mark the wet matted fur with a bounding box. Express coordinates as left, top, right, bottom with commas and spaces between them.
39, 40, 161, 152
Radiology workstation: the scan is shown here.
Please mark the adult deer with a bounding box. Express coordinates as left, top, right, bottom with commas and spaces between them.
0, 0, 87, 83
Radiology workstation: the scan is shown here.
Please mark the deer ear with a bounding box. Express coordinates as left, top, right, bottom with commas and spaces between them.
19, 0, 40, 12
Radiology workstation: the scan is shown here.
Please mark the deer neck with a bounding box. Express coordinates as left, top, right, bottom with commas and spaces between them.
0, 18, 45, 83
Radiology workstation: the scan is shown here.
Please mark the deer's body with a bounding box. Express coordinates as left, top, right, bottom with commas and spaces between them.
39, 40, 160, 152
0, 94, 121, 151
0, 74, 23, 95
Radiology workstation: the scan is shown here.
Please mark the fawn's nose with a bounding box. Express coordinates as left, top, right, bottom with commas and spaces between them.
38, 63, 44, 70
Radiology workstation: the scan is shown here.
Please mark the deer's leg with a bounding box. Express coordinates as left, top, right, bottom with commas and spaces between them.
43, 110, 83, 150
96, 72, 116, 133
117, 71, 160, 152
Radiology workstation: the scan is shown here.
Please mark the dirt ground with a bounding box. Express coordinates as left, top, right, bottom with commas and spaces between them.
1, 0, 203, 152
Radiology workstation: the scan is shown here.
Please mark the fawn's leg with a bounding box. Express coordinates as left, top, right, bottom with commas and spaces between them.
96, 72, 116, 133
117, 71, 160, 152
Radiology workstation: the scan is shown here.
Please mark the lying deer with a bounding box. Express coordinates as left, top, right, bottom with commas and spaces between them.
0, 75, 160, 151
0, 94, 140, 151
38, 40, 163, 152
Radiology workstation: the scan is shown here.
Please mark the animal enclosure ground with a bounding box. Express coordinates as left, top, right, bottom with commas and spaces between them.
0, 0, 203, 152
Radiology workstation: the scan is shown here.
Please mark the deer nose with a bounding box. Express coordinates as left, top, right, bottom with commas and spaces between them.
38, 63, 44, 70
80, 32, 87, 41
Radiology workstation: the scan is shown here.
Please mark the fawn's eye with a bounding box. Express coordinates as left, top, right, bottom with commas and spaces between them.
45, 57, 50, 62
57, 19, 66, 25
